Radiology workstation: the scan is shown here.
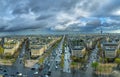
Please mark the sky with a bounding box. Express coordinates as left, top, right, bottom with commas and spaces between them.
0, 0, 120, 34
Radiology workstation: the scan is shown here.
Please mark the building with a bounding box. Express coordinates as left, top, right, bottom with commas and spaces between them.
30, 46, 46, 57
29, 37, 46, 57
102, 42, 119, 58
69, 38, 86, 58
71, 46, 86, 58
3, 37, 22, 55
29, 36, 59, 57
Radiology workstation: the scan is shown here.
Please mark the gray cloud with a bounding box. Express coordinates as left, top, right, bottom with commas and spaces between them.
0, 0, 120, 33
36, 14, 52, 20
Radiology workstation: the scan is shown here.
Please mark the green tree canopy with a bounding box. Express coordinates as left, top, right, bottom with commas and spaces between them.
97, 41, 101, 49
117, 50, 120, 56
39, 57, 44, 64
115, 58, 120, 65
91, 62, 99, 71
0, 46, 4, 57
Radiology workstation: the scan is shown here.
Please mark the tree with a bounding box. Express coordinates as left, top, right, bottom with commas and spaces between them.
91, 62, 99, 71
117, 50, 120, 57
97, 41, 101, 49
0, 46, 4, 57
71, 62, 76, 76
60, 54, 64, 68
100, 57, 107, 63
4, 53, 13, 59
115, 58, 120, 69
39, 57, 44, 64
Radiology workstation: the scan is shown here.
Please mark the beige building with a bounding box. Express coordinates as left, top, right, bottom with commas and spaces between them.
71, 46, 86, 58
31, 46, 46, 57
3, 38, 22, 55
102, 42, 119, 58
29, 37, 59, 57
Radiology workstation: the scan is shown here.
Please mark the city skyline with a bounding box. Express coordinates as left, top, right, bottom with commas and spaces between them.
0, 0, 120, 34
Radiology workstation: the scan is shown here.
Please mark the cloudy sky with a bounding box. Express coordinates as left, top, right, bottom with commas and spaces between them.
0, 0, 120, 34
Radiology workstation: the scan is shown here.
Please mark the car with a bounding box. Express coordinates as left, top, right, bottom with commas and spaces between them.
17, 73, 22, 76
20, 60, 22, 64
31, 68, 35, 70
34, 71, 38, 75
4, 73, 8, 76
3, 70, 7, 72
55, 66, 58, 69
16, 72, 19, 74
47, 71, 51, 76
48, 63, 50, 66
45, 74, 49, 77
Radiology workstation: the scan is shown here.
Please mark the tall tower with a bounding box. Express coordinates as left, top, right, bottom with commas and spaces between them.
1, 37, 4, 47
101, 27, 102, 34
101, 24, 103, 34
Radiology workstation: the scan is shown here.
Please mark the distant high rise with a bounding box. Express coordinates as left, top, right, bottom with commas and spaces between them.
1, 37, 4, 47
101, 25, 103, 34
101, 28, 103, 34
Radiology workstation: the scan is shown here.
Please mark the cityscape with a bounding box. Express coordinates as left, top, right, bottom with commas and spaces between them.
0, 0, 120, 77
0, 34, 120, 77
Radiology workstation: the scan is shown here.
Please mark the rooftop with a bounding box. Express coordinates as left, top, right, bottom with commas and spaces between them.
72, 46, 84, 50
103, 42, 118, 46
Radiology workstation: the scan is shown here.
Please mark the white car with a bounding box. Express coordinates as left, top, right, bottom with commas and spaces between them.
17, 73, 22, 76
55, 66, 58, 69
34, 71, 38, 75
45, 75, 49, 77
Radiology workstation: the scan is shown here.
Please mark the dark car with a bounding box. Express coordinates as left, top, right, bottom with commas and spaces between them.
16, 72, 19, 74
47, 71, 51, 76
31, 68, 35, 70
3, 70, 7, 72
4, 73, 8, 75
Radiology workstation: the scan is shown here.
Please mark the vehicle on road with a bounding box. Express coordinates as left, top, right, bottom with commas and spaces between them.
47, 71, 51, 76
55, 66, 58, 69
34, 71, 38, 75
17, 73, 22, 77
31, 68, 35, 70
